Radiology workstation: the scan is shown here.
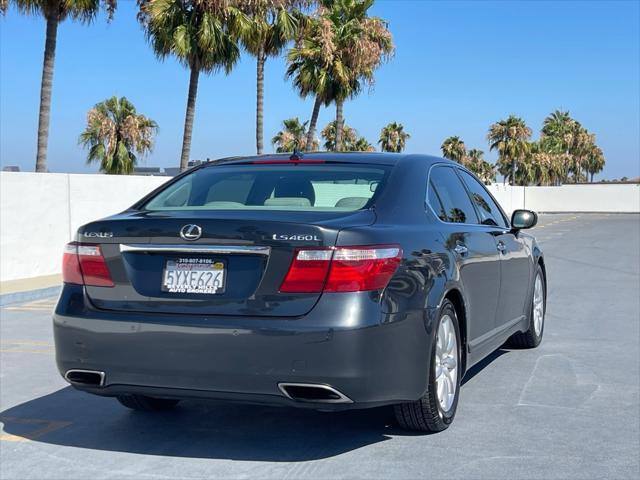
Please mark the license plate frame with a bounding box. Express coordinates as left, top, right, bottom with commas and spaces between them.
161, 257, 226, 295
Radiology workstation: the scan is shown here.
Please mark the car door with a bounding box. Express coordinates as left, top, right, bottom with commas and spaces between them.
457, 169, 533, 330
428, 165, 501, 345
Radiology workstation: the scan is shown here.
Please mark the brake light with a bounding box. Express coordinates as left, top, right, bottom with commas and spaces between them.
279, 248, 332, 293
325, 246, 402, 292
62, 243, 114, 287
279, 245, 401, 293
251, 159, 326, 165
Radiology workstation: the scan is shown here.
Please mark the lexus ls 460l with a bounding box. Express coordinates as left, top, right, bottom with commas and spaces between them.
54, 153, 545, 432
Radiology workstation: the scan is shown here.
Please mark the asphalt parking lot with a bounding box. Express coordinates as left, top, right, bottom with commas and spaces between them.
1, 214, 639, 480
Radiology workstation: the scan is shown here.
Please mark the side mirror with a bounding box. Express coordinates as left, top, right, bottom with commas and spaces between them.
511, 209, 538, 230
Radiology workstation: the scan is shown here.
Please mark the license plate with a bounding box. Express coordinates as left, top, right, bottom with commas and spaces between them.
162, 258, 226, 294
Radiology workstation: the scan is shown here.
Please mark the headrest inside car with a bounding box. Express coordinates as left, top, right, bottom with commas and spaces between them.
273, 177, 316, 205
264, 197, 312, 207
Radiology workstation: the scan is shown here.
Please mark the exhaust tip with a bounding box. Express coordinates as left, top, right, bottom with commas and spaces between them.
64, 369, 105, 387
278, 383, 352, 404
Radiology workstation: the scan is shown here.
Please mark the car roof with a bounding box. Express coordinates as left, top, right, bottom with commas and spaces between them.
203, 152, 456, 168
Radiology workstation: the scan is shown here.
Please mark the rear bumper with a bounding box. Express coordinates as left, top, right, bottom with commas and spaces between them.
53, 285, 433, 410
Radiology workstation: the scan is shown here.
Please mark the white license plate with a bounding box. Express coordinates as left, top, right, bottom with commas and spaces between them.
162, 258, 225, 294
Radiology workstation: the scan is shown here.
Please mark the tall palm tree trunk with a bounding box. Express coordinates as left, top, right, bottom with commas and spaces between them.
180, 66, 200, 172
35, 14, 59, 172
335, 100, 344, 152
511, 158, 516, 186
255, 49, 265, 155
305, 96, 322, 151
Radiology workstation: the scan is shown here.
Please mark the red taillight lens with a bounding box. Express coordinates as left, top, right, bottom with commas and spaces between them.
325, 246, 402, 292
62, 243, 83, 285
279, 248, 333, 293
279, 245, 401, 293
62, 243, 114, 287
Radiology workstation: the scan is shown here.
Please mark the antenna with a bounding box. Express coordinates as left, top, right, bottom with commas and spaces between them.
290, 147, 304, 161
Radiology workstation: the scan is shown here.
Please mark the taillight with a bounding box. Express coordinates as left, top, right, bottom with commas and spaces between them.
62, 243, 114, 287
279, 245, 401, 293
325, 246, 402, 292
279, 248, 333, 293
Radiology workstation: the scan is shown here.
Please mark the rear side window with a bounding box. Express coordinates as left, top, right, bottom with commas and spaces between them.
428, 166, 478, 224
458, 170, 507, 228
143, 164, 389, 212
428, 181, 447, 222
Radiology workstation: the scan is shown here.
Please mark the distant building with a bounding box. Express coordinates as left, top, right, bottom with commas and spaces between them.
2, 166, 20, 172
133, 167, 164, 176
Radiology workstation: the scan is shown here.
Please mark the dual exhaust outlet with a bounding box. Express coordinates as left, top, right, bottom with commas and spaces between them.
64, 370, 351, 404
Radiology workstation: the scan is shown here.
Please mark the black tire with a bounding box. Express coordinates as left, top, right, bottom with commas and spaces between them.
507, 264, 546, 349
116, 394, 180, 411
393, 299, 461, 432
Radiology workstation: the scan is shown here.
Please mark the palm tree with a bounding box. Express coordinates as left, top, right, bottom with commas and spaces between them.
139, 0, 248, 172
321, 119, 357, 151
570, 125, 595, 183
585, 144, 605, 182
288, 0, 392, 152
79, 96, 158, 174
378, 122, 409, 152
352, 136, 375, 152
441, 136, 466, 164
3, 0, 117, 172
518, 142, 552, 186
271, 117, 318, 152
241, 1, 301, 155
487, 115, 532, 185
541, 110, 580, 183
321, 0, 393, 150
286, 14, 336, 150
464, 149, 496, 184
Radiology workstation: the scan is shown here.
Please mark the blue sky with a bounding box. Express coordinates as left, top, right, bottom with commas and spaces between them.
1, 0, 639, 179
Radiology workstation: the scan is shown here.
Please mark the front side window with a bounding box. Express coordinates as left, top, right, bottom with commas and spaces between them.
458, 170, 507, 228
143, 164, 389, 212
428, 166, 478, 224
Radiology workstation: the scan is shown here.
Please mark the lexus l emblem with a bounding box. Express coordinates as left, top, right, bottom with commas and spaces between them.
180, 224, 202, 241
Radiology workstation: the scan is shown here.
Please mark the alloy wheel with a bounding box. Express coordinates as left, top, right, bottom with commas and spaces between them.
533, 274, 545, 336
435, 314, 458, 413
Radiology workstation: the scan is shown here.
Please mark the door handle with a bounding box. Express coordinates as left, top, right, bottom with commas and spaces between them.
497, 241, 506, 253
454, 244, 468, 255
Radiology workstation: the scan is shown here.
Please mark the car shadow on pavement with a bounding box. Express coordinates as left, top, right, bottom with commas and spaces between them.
461, 348, 510, 386
0, 350, 508, 461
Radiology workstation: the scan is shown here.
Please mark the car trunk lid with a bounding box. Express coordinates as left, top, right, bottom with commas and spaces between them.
81, 209, 375, 317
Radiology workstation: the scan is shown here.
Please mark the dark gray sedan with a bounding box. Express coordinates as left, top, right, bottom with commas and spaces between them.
54, 152, 546, 432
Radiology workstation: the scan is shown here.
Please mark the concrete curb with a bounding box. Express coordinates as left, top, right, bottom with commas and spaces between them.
0, 286, 61, 307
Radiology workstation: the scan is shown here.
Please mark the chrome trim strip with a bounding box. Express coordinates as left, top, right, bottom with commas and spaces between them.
64, 369, 106, 387
119, 244, 271, 256
277, 382, 353, 404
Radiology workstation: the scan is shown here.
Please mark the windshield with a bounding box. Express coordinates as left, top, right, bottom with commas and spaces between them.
143, 164, 390, 212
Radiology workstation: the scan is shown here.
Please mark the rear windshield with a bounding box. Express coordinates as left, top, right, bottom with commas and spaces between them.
143, 164, 390, 212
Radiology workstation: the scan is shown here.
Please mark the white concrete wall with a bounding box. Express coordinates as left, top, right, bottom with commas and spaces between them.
524, 183, 640, 213
1, 172, 168, 282
487, 183, 640, 215
1, 172, 638, 283
487, 184, 526, 215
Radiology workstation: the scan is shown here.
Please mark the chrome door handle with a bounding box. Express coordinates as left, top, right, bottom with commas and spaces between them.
454, 244, 468, 255
497, 241, 506, 252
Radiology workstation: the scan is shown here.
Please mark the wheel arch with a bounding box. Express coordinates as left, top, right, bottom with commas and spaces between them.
442, 288, 468, 376
536, 254, 547, 298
